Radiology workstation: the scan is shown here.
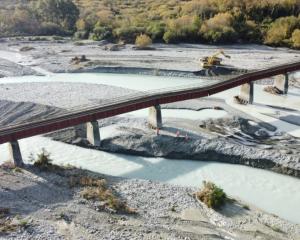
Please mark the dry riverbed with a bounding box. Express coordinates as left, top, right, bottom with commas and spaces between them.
1, 37, 300, 77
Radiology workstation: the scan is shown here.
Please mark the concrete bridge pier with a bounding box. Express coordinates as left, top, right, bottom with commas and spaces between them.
234, 82, 254, 104
149, 105, 162, 129
274, 73, 289, 94
8, 141, 24, 167
86, 121, 101, 147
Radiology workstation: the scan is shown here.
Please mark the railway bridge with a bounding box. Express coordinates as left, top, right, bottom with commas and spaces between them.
1, 61, 300, 166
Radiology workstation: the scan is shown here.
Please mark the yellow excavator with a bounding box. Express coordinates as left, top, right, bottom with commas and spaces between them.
200, 50, 231, 69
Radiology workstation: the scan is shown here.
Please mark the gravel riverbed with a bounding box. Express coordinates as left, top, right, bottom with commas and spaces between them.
0, 165, 299, 240
1, 39, 300, 239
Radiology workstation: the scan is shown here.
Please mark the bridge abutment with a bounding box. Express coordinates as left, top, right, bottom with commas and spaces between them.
149, 105, 162, 129
8, 141, 24, 167
86, 121, 101, 147
234, 82, 254, 104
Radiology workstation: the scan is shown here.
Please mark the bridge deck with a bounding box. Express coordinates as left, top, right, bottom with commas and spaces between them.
0, 61, 300, 144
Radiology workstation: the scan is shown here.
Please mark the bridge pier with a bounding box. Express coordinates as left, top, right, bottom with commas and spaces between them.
264, 73, 289, 95
149, 105, 162, 129
234, 82, 254, 105
86, 121, 101, 147
274, 73, 289, 94
8, 141, 24, 167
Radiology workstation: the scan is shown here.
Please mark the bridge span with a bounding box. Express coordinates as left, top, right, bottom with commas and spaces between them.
1, 61, 300, 166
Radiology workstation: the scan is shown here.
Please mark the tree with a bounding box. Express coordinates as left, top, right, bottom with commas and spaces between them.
265, 16, 300, 46
90, 24, 112, 41
200, 12, 237, 43
33, 0, 79, 32
163, 15, 201, 43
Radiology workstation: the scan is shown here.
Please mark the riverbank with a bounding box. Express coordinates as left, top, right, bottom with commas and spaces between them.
1, 163, 299, 240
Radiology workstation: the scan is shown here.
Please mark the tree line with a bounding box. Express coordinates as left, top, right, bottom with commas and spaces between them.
0, 0, 300, 48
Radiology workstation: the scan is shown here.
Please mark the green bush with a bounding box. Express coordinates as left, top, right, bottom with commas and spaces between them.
146, 21, 165, 40
163, 30, 177, 43
90, 26, 112, 41
38, 22, 66, 36
195, 181, 227, 209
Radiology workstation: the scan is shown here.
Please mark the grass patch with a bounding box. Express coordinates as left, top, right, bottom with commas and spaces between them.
0, 219, 18, 234
195, 181, 227, 209
0, 161, 23, 173
70, 176, 136, 214
0, 208, 28, 234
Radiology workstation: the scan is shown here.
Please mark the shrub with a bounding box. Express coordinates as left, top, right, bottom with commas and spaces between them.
195, 181, 227, 209
291, 29, 300, 48
38, 22, 66, 35
135, 34, 152, 48
163, 30, 177, 43
114, 26, 145, 43
76, 19, 87, 31
90, 25, 112, 41
200, 13, 237, 43
264, 16, 300, 46
74, 31, 88, 39
146, 21, 165, 40
33, 148, 52, 170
